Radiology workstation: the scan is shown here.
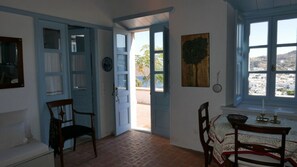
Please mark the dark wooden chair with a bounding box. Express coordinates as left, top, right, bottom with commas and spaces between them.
231, 123, 291, 167
198, 102, 213, 167
47, 99, 97, 167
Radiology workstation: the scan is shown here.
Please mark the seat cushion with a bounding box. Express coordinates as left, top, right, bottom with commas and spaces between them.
0, 110, 31, 151
0, 121, 28, 151
62, 125, 93, 141
0, 139, 50, 167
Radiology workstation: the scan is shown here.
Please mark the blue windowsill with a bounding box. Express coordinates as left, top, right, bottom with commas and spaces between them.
221, 104, 297, 120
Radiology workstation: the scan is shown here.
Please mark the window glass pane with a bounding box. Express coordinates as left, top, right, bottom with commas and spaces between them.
43, 28, 60, 49
72, 74, 86, 89
277, 18, 297, 44
118, 74, 128, 90
155, 74, 164, 92
117, 54, 127, 71
248, 73, 266, 96
44, 52, 61, 72
249, 22, 268, 46
248, 48, 267, 71
72, 54, 85, 71
46, 76, 63, 95
275, 73, 295, 98
116, 34, 126, 52
154, 32, 163, 51
155, 53, 163, 71
276, 46, 296, 71
71, 35, 85, 52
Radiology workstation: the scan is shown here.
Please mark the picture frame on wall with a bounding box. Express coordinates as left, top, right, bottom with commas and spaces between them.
181, 33, 210, 87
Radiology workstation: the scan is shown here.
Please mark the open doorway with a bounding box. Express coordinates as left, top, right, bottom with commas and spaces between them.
114, 23, 169, 137
131, 30, 151, 132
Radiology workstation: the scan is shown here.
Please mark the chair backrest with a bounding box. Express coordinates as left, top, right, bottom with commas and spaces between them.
198, 102, 211, 152
46, 99, 76, 125
234, 123, 291, 166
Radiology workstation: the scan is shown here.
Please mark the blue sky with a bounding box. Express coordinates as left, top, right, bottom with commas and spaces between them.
249, 19, 297, 57
133, 31, 149, 55
133, 30, 163, 55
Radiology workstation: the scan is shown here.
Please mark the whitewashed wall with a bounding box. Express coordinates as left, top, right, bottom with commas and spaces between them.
97, 29, 115, 137
0, 1, 115, 140
0, 11, 40, 138
0, 0, 232, 152
109, 0, 229, 151
169, 0, 227, 151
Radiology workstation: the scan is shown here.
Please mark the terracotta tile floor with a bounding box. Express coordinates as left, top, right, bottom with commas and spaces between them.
55, 130, 218, 167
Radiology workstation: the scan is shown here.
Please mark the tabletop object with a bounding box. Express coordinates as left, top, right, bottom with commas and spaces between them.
227, 114, 248, 127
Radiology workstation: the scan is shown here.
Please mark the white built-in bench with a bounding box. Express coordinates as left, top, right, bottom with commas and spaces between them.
0, 109, 54, 167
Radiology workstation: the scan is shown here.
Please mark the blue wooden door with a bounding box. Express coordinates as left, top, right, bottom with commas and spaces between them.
113, 27, 132, 135
150, 24, 170, 137
37, 20, 69, 143
69, 28, 93, 127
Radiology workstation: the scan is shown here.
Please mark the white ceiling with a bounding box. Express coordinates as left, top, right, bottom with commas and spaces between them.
114, 1, 297, 30
113, 12, 169, 30
226, 0, 297, 12
113, 7, 173, 30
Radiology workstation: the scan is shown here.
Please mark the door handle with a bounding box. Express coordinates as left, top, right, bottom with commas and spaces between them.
112, 87, 119, 102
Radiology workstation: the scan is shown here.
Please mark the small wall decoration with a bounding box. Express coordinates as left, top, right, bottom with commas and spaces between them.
181, 33, 210, 87
102, 57, 113, 72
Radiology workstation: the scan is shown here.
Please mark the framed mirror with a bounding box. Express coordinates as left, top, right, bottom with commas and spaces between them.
0, 36, 24, 89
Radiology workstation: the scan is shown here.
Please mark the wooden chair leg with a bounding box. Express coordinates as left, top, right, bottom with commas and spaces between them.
204, 152, 209, 167
92, 133, 97, 157
208, 149, 213, 164
59, 139, 64, 167
73, 137, 76, 151
59, 147, 64, 167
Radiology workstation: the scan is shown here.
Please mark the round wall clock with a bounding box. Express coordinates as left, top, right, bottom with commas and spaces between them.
212, 71, 222, 93
102, 57, 113, 72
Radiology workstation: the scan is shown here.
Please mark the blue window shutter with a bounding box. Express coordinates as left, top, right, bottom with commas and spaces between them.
234, 15, 244, 106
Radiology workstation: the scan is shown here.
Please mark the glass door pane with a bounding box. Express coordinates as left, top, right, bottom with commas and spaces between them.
43, 28, 60, 49
43, 28, 64, 96
46, 76, 63, 95
154, 32, 163, 51
44, 52, 61, 72
152, 31, 164, 92
70, 33, 87, 90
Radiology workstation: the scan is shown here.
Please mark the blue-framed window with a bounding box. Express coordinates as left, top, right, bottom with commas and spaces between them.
241, 14, 297, 106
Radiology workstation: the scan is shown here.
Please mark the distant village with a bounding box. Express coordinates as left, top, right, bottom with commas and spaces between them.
249, 50, 296, 97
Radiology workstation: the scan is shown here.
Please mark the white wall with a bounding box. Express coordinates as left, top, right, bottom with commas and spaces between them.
0, 1, 115, 140
97, 29, 115, 137
0, 11, 40, 138
169, 0, 227, 151
109, 0, 229, 151
0, 0, 231, 152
